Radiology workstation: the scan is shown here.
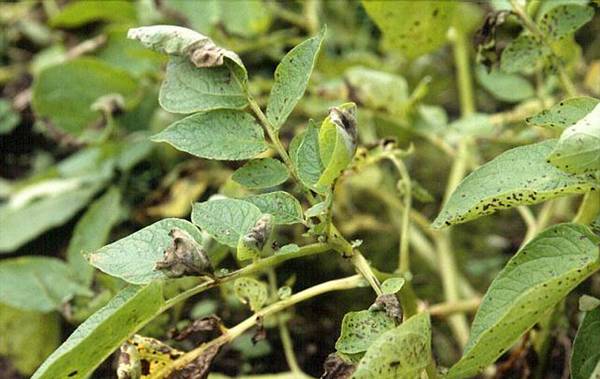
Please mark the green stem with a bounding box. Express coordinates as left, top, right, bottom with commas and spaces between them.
388, 155, 412, 274
450, 28, 475, 117
351, 250, 383, 296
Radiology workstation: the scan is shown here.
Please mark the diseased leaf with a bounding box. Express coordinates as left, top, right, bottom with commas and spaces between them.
49, 0, 136, 27
548, 103, 600, 174
448, 224, 600, 379
500, 35, 546, 74
234, 277, 268, 312
32, 283, 164, 379
433, 140, 597, 228
362, 1, 456, 59
87, 218, 202, 285
192, 198, 263, 247
291, 122, 324, 192
352, 312, 431, 379
344, 67, 409, 115
526, 97, 599, 131
0, 257, 91, 312
243, 191, 304, 225
475, 65, 534, 103
152, 110, 267, 160
335, 310, 395, 355
571, 307, 600, 379
232, 158, 289, 189
539, 4, 594, 41
267, 28, 325, 130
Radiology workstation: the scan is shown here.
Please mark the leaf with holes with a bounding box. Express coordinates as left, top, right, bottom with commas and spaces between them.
447, 223, 600, 379
243, 191, 303, 225
335, 310, 395, 355
571, 306, 600, 379
232, 158, 289, 189
432, 140, 598, 228
234, 277, 268, 312
539, 4, 594, 41
526, 97, 599, 131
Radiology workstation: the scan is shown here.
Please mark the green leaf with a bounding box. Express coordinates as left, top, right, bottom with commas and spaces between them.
526, 96, 599, 131
335, 310, 395, 355
579, 295, 600, 312
353, 312, 431, 379
500, 35, 546, 74
0, 99, 20, 134
432, 140, 597, 228
232, 158, 289, 189
362, 0, 456, 59
571, 307, 600, 379
316, 110, 355, 188
32, 283, 164, 379
266, 28, 325, 130
0, 257, 92, 312
243, 191, 303, 225
158, 57, 247, 114
344, 66, 409, 115
475, 65, 535, 103
381, 278, 406, 295
539, 4, 594, 41
49, 0, 136, 27
0, 304, 60, 375
291, 122, 324, 192
192, 198, 263, 247
151, 110, 267, 160
233, 277, 268, 312
67, 187, 122, 286
447, 223, 600, 379
32, 58, 139, 137
547, 103, 600, 174
87, 218, 202, 285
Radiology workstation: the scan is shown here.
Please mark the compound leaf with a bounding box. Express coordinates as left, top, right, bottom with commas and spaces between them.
232, 158, 289, 189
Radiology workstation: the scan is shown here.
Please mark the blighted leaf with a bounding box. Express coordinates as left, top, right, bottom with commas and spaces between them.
50, 0, 136, 27
0, 99, 20, 134
344, 67, 409, 115
526, 97, 599, 131
0, 257, 91, 312
117, 342, 141, 379
32, 283, 164, 379
447, 223, 600, 379
158, 57, 247, 114
335, 310, 395, 355
152, 110, 267, 160
432, 140, 597, 228
234, 277, 268, 312
243, 191, 303, 225
547, 103, 600, 174
539, 4, 594, 40
571, 307, 600, 379
352, 312, 431, 379
475, 65, 534, 103
191, 198, 263, 247
232, 158, 289, 189
266, 28, 325, 130
381, 278, 405, 295
369, 294, 402, 323
362, 1, 456, 59
237, 214, 274, 261
87, 218, 203, 285
291, 122, 324, 191
500, 35, 546, 74
124, 335, 184, 378
154, 228, 214, 278
322, 353, 357, 379
0, 304, 60, 376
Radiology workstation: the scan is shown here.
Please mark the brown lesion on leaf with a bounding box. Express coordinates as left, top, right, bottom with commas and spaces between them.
321, 353, 356, 379
155, 228, 214, 278
369, 294, 403, 324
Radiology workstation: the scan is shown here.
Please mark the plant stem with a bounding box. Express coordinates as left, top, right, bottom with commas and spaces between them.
351, 250, 383, 296
450, 28, 475, 117
388, 154, 412, 274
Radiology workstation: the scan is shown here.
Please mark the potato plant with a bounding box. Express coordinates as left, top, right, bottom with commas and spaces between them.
1, 1, 600, 379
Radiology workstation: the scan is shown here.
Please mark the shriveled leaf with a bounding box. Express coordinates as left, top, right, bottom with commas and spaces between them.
0, 304, 60, 375
32, 283, 164, 379
526, 96, 599, 131
123, 335, 184, 378
432, 140, 597, 228
539, 4, 594, 40
87, 218, 202, 285
352, 312, 431, 379
192, 198, 263, 247
0, 257, 91, 312
267, 28, 325, 130
243, 191, 303, 225
548, 103, 600, 174
291, 122, 324, 192
67, 187, 122, 286
448, 223, 600, 379
49, 0, 136, 27
475, 65, 534, 103
152, 110, 267, 160
234, 277, 268, 312
335, 310, 395, 355
571, 307, 600, 379
500, 35, 546, 74
362, 0, 456, 59
232, 158, 289, 189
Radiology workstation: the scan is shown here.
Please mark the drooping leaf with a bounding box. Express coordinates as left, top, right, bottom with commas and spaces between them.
87, 218, 203, 285
548, 103, 600, 174
539, 4, 594, 41
500, 35, 546, 74
67, 187, 122, 286
571, 307, 600, 379
49, 0, 136, 27
243, 191, 304, 225
352, 312, 431, 379
335, 310, 395, 355
447, 223, 600, 379
526, 96, 599, 131
151, 110, 267, 160
32, 283, 164, 379
232, 158, 289, 189
266, 28, 325, 130
291, 122, 324, 192
432, 140, 597, 228
362, 1, 456, 59
191, 198, 263, 247
0, 257, 92, 312
233, 277, 268, 312
475, 65, 535, 103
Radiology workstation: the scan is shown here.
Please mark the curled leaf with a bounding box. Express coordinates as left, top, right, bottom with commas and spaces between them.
171, 315, 224, 342
154, 228, 213, 278
321, 353, 356, 379
117, 342, 141, 379
236, 214, 274, 261
369, 294, 402, 323
233, 277, 268, 312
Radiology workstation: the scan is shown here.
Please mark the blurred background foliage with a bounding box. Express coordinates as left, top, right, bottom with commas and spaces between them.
1, 0, 600, 378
